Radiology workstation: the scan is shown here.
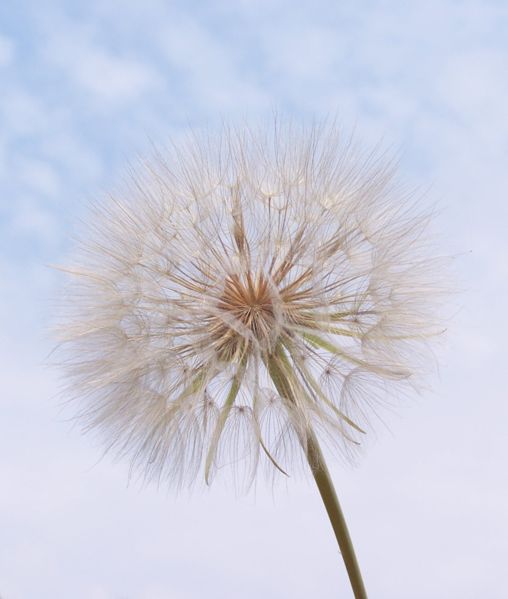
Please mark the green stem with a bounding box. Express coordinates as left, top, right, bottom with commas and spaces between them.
306, 429, 368, 599
266, 349, 368, 599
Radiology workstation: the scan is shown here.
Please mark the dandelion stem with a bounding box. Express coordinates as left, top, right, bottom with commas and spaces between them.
266, 348, 368, 599
305, 429, 368, 599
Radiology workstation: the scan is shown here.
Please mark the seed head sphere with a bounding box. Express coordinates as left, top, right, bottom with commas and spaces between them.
58, 122, 444, 488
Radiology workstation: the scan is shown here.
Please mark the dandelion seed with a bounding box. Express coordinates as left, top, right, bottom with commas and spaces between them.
56, 120, 447, 598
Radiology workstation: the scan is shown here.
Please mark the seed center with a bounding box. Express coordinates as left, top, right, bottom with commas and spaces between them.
211, 272, 277, 359
218, 272, 274, 329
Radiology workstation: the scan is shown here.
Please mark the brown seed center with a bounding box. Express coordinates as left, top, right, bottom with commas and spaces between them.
211, 272, 276, 359
218, 272, 274, 329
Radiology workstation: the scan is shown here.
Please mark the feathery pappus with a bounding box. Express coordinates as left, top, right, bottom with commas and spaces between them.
56, 121, 445, 488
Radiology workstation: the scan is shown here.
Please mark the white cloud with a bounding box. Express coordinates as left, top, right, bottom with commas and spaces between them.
71, 49, 161, 103
40, 133, 103, 185
0, 34, 14, 67
160, 16, 269, 112
85, 587, 116, 599
0, 87, 47, 136
43, 24, 162, 104
260, 24, 346, 80
17, 158, 61, 197
436, 48, 508, 143
7, 199, 58, 246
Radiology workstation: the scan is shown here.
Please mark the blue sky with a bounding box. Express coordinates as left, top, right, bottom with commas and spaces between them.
1, 1, 507, 598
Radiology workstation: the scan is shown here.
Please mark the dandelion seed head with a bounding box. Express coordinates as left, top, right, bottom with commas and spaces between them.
56, 120, 447, 488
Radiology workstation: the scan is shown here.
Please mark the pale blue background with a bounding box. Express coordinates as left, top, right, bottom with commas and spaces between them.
1, 1, 507, 598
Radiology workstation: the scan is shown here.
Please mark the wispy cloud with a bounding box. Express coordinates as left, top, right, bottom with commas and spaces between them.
0, 33, 14, 67
159, 14, 269, 112
42, 22, 163, 104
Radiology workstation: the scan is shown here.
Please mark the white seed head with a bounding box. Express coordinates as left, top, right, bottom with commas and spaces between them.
56, 120, 447, 488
